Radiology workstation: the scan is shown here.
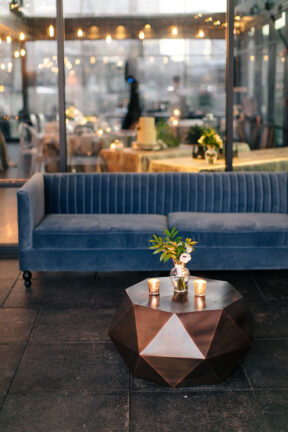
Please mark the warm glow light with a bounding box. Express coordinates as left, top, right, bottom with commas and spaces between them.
6, 36, 12, 43
14, 50, 20, 58
214, 20, 221, 26
97, 128, 104, 136
194, 279, 207, 297
147, 278, 160, 296
49, 25, 55, 38
90, 56, 96, 64
75, 58, 81, 65
69, 70, 75, 76
139, 31, 145, 40
264, 55, 269, 62
0, 64, 5, 70
171, 26, 178, 36
20, 49, 26, 57
0, 85, 5, 93
0, 39, 2, 44
144, 24, 151, 29
77, 28, 84, 38
250, 55, 255, 62
282, 57, 285, 63
197, 29, 205, 38
19, 32, 25, 41
117, 59, 123, 67
7, 62, 12, 72
235, 16, 241, 20
173, 108, 181, 117
149, 56, 155, 63
106, 34, 112, 43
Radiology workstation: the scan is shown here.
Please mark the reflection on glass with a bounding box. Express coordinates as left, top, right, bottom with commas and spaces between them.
233, 1, 288, 172
0, 1, 59, 179
63, 0, 227, 173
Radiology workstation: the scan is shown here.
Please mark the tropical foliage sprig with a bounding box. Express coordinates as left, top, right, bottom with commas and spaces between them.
149, 227, 197, 264
198, 128, 223, 149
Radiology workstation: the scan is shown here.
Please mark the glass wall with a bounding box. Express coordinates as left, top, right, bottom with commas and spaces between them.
0, 0, 59, 179
233, 0, 288, 171
63, 0, 227, 173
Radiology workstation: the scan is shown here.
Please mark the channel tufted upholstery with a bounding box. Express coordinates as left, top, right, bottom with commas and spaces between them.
44, 172, 288, 215
17, 172, 288, 272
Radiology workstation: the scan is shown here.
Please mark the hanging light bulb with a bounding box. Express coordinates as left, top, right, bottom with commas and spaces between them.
6, 36, 12, 43
77, 28, 84, 38
171, 26, 178, 36
14, 50, 20, 58
20, 49, 26, 57
19, 32, 25, 41
197, 29, 205, 38
106, 34, 112, 43
138, 31, 145, 40
144, 24, 151, 29
49, 25, 55, 38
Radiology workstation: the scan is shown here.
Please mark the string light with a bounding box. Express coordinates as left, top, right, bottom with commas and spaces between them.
197, 29, 205, 38
0, 86, 5, 93
19, 32, 25, 41
0, 64, 5, 70
48, 25, 55, 38
264, 55, 269, 62
14, 50, 20, 58
138, 31, 145, 40
6, 36, 12, 43
90, 56, 96, 64
171, 26, 178, 36
105, 34, 112, 43
250, 55, 255, 62
144, 24, 151, 29
77, 28, 84, 38
20, 49, 26, 56
75, 58, 81, 65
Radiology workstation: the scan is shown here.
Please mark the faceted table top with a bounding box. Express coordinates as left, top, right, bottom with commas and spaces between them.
126, 276, 242, 313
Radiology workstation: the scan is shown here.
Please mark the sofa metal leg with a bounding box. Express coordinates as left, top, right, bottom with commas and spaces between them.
23, 271, 32, 288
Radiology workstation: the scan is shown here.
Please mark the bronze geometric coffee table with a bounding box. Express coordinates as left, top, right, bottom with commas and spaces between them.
109, 277, 253, 387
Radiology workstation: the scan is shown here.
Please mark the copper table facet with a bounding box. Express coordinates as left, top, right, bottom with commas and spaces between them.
109, 277, 254, 387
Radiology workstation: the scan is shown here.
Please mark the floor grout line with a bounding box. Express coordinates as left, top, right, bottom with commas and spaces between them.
2, 307, 42, 401
249, 273, 270, 304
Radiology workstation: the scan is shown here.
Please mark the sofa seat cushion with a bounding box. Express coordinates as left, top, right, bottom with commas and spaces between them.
168, 212, 288, 247
33, 214, 168, 249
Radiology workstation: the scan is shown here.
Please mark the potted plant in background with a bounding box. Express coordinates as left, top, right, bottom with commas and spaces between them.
186, 125, 206, 159
149, 227, 197, 293
198, 128, 223, 164
156, 119, 180, 148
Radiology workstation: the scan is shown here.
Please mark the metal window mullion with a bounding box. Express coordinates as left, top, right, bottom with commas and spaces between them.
56, 0, 67, 172
225, 0, 234, 171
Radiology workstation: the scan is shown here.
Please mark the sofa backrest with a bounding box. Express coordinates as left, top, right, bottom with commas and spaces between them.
44, 172, 288, 215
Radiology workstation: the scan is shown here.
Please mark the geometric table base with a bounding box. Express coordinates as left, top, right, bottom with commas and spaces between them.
109, 277, 254, 387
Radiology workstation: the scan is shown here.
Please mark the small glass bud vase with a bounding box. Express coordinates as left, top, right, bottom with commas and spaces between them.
170, 261, 190, 294
205, 146, 217, 164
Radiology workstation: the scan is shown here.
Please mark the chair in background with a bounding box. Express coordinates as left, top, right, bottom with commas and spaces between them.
18, 123, 43, 177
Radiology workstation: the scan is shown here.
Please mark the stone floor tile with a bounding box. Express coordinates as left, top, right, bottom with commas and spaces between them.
130, 391, 270, 432
11, 343, 129, 393
4, 278, 94, 309
0, 260, 19, 280
0, 345, 25, 394
252, 271, 288, 304
0, 391, 129, 432
131, 365, 251, 392
255, 389, 288, 432
31, 308, 116, 344
253, 304, 288, 340
0, 280, 14, 306
243, 340, 288, 389
0, 308, 38, 343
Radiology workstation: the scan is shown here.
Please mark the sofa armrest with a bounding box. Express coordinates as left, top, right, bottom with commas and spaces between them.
17, 173, 45, 250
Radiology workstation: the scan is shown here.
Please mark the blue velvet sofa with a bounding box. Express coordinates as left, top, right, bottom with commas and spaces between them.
17, 172, 288, 286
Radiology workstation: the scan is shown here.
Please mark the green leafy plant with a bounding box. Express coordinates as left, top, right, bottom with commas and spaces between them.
156, 119, 180, 148
186, 125, 206, 144
149, 227, 197, 264
198, 128, 223, 149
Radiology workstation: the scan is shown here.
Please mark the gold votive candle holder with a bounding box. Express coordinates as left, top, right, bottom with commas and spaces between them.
147, 278, 160, 296
194, 279, 207, 297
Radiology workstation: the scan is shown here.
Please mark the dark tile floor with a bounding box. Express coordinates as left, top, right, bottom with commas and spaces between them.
0, 260, 287, 431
